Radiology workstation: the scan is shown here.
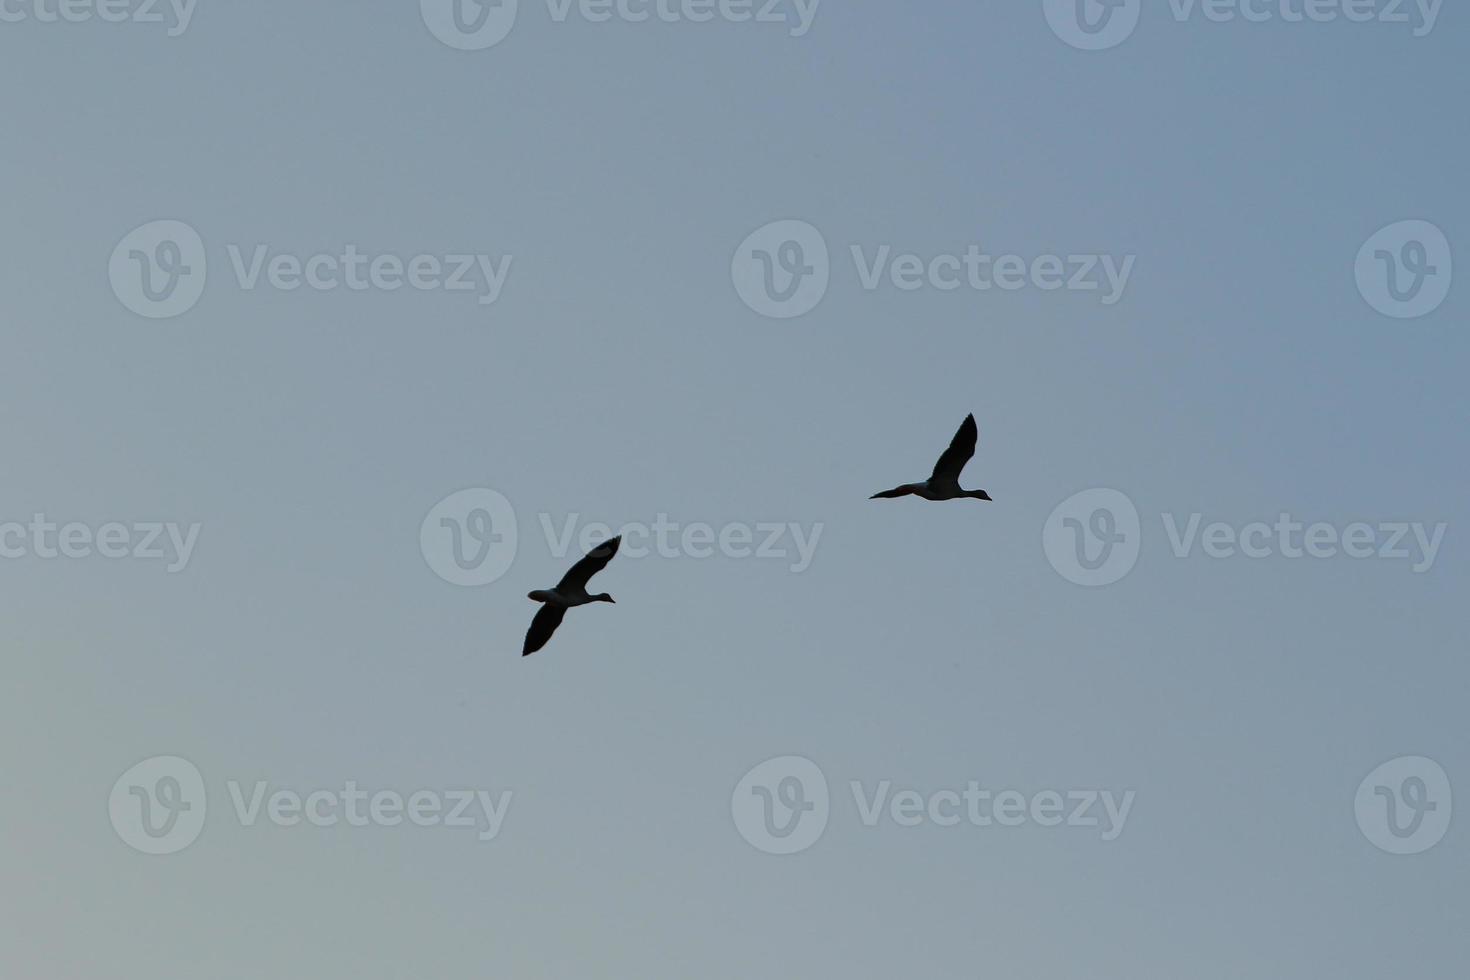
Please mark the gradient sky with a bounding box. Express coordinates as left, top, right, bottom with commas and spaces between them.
2, 2, 1466, 977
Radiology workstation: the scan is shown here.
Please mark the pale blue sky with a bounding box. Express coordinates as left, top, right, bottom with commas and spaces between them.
2, 2, 1466, 977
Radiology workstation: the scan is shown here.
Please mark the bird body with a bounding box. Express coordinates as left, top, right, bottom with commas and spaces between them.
870, 414, 992, 502
879, 481, 992, 502
522, 536, 620, 657
526, 587, 608, 608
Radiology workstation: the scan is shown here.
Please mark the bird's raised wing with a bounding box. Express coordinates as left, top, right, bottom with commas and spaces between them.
557, 535, 621, 592
929, 414, 977, 484
522, 604, 567, 657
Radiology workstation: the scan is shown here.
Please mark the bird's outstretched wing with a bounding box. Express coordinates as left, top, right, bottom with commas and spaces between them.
557, 535, 621, 592
929, 414, 977, 484
523, 604, 567, 657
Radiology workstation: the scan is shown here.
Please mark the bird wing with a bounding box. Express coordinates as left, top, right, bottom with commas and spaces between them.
557, 535, 621, 592
929, 414, 977, 484
522, 603, 567, 657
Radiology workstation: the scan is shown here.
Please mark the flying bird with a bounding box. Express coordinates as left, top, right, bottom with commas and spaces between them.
522, 536, 620, 657
870, 414, 993, 502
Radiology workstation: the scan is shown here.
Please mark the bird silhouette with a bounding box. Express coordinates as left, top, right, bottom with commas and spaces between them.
870, 415, 992, 502
522, 536, 620, 656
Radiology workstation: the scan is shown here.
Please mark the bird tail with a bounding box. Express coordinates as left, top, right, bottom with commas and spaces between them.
870, 485, 914, 499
